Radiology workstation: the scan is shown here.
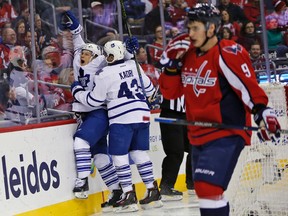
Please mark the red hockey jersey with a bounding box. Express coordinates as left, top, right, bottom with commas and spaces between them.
159, 39, 268, 146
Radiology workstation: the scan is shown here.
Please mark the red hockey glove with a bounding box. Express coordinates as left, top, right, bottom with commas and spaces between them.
254, 107, 281, 142
160, 33, 191, 70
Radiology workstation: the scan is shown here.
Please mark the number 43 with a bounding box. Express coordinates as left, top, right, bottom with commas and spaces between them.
117, 78, 145, 100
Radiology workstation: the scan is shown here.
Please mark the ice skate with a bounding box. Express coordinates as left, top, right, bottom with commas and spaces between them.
73, 177, 89, 199
187, 184, 196, 196
113, 186, 139, 213
101, 189, 123, 213
140, 181, 163, 209
160, 185, 183, 201
187, 189, 196, 196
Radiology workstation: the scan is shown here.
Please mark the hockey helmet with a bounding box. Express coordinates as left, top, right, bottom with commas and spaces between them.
104, 40, 125, 63
82, 43, 102, 57
187, 3, 221, 33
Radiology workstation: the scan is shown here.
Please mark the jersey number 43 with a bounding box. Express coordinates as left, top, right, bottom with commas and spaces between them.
118, 78, 145, 100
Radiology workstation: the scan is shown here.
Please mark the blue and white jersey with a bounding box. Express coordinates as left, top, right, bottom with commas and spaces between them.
74, 59, 155, 124
72, 34, 107, 112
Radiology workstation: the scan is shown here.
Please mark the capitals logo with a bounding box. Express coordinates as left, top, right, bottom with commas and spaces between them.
223, 44, 243, 55
182, 61, 217, 97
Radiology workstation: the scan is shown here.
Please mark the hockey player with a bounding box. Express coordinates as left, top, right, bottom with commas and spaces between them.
71, 40, 163, 212
61, 11, 122, 211
158, 3, 281, 216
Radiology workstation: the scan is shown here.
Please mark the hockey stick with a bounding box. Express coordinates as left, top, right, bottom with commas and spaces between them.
143, 116, 288, 134
120, 0, 147, 98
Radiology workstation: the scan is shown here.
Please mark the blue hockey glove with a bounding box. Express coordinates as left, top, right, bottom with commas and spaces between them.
71, 81, 84, 99
253, 106, 281, 142
125, 36, 139, 54
62, 10, 82, 34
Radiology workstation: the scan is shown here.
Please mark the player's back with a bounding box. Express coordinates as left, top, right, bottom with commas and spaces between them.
99, 59, 153, 124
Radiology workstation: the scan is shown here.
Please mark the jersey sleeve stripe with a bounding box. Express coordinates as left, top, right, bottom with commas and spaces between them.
219, 56, 254, 109
108, 99, 146, 111
86, 92, 105, 107
109, 108, 150, 120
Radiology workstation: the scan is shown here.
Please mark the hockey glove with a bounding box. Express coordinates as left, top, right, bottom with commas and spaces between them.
160, 33, 191, 70
146, 94, 161, 110
61, 10, 83, 35
253, 106, 281, 142
125, 36, 139, 54
71, 81, 84, 100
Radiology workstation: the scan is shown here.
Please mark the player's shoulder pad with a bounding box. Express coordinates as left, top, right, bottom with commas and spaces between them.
219, 39, 245, 56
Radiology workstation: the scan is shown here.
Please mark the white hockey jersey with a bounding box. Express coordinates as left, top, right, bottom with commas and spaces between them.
74, 59, 155, 124
72, 34, 107, 112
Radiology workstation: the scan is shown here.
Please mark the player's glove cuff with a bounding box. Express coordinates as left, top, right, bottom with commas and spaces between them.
71, 81, 84, 99
253, 106, 281, 141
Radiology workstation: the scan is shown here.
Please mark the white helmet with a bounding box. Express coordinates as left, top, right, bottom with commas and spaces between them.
104, 40, 125, 63
82, 43, 102, 57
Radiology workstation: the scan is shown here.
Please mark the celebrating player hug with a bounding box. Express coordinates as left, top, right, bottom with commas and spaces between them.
71, 37, 163, 212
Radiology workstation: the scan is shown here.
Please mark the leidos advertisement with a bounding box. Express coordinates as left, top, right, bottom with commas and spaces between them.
2, 150, 60, 199
0, 124, 80, 215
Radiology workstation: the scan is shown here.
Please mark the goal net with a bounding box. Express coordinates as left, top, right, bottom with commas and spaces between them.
225, 83, 288, 216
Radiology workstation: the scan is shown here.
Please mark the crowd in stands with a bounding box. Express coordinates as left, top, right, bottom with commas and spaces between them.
1, 0, 288, 126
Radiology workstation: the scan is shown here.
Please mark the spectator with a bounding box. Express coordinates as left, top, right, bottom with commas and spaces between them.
170, 26, 180, 37
237, 21, 262, 51
88, 1, 119, 46
11, 3, 30, 30
35, 0, 75, 26
168, 0, 188, 31
8, 46, 30, 89
266, 14, 288, 57
249, 41, 265, 67
142, 0, 153, 14
243, 0, 266, 27
0, 27, 17, 69
0, 79, 10, 117
220, 9, 240, 41
136, 46, 160, 87
219, 26, 233, 40
0, 0, 17, 28
14, 19, 26, 46
52, 68, 74, 111
148, 25, 164, 67
249, 40, 265, 72
218, 0, 247, 25
35, 13, 53, 50
144, 0, 172, 34
124, 0, 146, 24
4, 46, 48, 123
22, 30, 41, 68
270, 0, 288, 31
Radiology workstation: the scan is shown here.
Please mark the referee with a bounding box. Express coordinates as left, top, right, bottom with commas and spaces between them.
159, 95, 194, 201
